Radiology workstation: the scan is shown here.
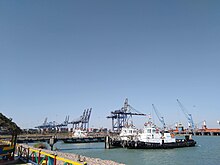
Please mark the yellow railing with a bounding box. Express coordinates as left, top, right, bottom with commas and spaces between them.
0, 140, 15, 160
0, 140, 11, 145
17, 144, 84, 165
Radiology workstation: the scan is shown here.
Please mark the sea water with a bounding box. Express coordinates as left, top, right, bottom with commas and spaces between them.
52, 136, 220, 165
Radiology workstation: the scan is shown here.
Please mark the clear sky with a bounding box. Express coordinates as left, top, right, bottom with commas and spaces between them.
1, 0, 220, 129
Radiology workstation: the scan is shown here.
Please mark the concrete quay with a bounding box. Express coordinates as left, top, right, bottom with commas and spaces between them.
172, 128, 220, 136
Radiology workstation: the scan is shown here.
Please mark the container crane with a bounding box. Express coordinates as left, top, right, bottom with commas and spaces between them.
177, 99, 195, 131
107, 98, 146, 132
69, 108, 92, 130
152, 104, 166, 130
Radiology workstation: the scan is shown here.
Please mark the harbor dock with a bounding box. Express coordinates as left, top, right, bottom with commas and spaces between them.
171, 128, 220, 136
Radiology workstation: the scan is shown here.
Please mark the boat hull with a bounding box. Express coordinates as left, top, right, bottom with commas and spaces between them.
125, 139, 196, 149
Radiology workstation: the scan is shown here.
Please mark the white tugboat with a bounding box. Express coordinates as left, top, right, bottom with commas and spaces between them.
119, 123, 138, 141
105, 100, 196, 149
118, 124, 138, 148
137, 120, 175, 144
125, 117, 196, 149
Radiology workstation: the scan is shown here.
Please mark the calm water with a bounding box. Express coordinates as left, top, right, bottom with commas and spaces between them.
50, 136, 220, 165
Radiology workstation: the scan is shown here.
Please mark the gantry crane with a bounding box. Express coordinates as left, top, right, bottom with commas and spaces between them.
35, 116, 70, 131
152, 104, 166, 130
177, 99, 195, 131
69, 108, 92, 130
107, 98, 146, 132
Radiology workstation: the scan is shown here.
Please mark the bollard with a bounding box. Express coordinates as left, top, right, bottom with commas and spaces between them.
105, 136, 110, 149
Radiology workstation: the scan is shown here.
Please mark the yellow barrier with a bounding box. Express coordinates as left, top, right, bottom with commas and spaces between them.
0, 140, 14, 160
18, 145, 83, 165
3, 146, 14, 151
0, 140, 11, 145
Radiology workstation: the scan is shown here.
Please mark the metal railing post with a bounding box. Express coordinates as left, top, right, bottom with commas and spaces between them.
20, 146, 23, 157
53, 154, 57, 165
38, 150, 41, 164
27, 148, 30, 163
45, 156, 48, 164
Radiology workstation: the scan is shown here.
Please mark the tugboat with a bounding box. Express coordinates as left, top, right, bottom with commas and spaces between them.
106, 116, 196, 149
119, 124, 138, 148
125, 118, 196, 149
119, 124, 138, 141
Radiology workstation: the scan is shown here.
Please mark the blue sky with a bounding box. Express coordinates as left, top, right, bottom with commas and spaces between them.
1, 0, 220, 129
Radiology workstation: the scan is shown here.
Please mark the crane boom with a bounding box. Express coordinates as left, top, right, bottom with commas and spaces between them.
152, 104, 166, 129
177, 99, 195, 130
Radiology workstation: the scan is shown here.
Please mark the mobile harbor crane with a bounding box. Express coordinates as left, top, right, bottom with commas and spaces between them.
152, 104, 166, 130
177, 99, 195, 131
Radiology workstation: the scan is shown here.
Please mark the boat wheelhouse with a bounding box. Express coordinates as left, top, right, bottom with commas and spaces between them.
119, 124, 138, 141
137, 120, 175, 144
